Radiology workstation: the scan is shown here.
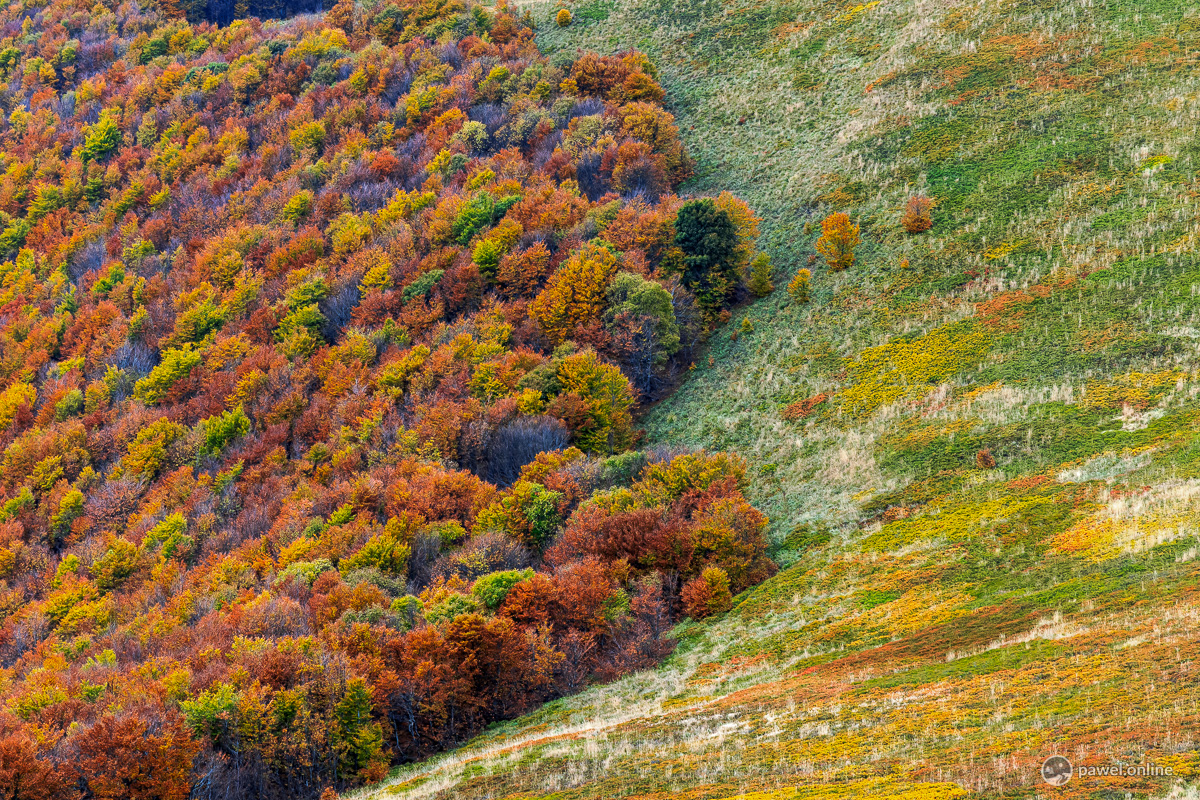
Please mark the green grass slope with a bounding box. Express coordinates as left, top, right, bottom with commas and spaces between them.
361, 0, 1200, 797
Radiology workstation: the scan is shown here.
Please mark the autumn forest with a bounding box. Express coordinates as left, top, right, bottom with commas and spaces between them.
0, 0, 780, 796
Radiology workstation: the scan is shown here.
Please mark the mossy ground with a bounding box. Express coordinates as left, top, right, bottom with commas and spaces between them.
359, 0, 1200, 797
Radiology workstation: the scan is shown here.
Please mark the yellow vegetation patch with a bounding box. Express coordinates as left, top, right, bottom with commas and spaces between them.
1049, 517, 1120, 562
841, 323, 993, 417
838, 1, 881, 23
1050, 479, 1200, 561
983, 240, 1024, 260
1081, 370, 1184, 411
872, 587, 975, 638
817, 585, 974, 651
863, 495, 1061, 551
1155, 752, 1200, 779
893, 418, 978, 450
958, 380, 1003, 405
711, 776, 967, 800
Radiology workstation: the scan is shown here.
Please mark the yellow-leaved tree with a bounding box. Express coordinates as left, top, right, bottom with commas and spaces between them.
714, 191, 761, 273
554, 350, 636, 454
815, 212, 861, 271
530, 242, 619, 344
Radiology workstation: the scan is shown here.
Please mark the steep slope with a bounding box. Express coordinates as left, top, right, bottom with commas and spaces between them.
0, 1, 785, 795
364, 0, 1200, 798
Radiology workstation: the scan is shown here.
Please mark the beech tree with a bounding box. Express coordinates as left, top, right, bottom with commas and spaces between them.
530, 243, 620, 344
815, 212, 861, 271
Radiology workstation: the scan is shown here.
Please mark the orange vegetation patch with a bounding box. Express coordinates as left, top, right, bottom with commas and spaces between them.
975, 290, 1034, 331
975, 273, 1078, 330
782, 393, 830, 421
773, 19, 812, 40
1102, 36, 1179, 68
938, 32, 1098, 104
882, 505, 917, 522
1029, 272, 1077, 297
1006, 474, 1054, 491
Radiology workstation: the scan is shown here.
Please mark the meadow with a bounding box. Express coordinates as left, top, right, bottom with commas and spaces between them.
362, 0, 1200, 797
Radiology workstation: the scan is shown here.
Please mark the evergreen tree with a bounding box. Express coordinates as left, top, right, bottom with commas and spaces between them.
673, 199, 740, 312
335, 679, 383, 779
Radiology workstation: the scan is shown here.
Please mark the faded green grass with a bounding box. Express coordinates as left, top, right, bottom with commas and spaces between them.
360, 1, 1200, 798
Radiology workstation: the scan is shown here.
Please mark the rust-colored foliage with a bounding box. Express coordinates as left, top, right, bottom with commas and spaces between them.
901, 195, 935, 233
681, 566, 733, 619
0, 733, 71, 800
0, 2, 769, 796
76, 715, 198, 800
782, 392, 828, 420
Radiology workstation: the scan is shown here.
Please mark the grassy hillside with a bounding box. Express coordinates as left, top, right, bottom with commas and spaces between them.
363, 0, 1200, 798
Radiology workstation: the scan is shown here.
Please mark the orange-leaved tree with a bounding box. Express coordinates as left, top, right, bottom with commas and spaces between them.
901, 195, 935, 233
681, 566, 733, 619
787, 267, 811, 302
815, 212, 861, 271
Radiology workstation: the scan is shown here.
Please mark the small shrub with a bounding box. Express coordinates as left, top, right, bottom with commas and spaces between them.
473, 239, 503, 280
135, 348, 202, 405
144, 514, 193, 560
198, 405, 251, 456
0, 487, 33, 522
54, 389, 84, 421
50, 490, 85, 546
341, 521, 411, 576
901, 195, 935, 234
280, 191, 313, 225
92, 539, 140, 591
472, 568, 534, 609
976, 448, 997, 469
475, 481, 563, 548
423, 592, 479, 625
125, 419, 189, 480
81, 111, 122, 163
747, 253, 774, 296
290, 121, 326, 154
277, 558, 336, 586
556, 8, 572, 27
402, 270, 443, 304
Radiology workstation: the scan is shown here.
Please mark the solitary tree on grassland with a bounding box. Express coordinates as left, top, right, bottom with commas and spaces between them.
902, 195, 935, 234
787, 267, 811, 302
815, 212, 860, 271
747, 253, 774, 296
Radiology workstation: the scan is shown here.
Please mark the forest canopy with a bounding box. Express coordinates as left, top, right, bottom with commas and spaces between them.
0, 0, 776, 796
